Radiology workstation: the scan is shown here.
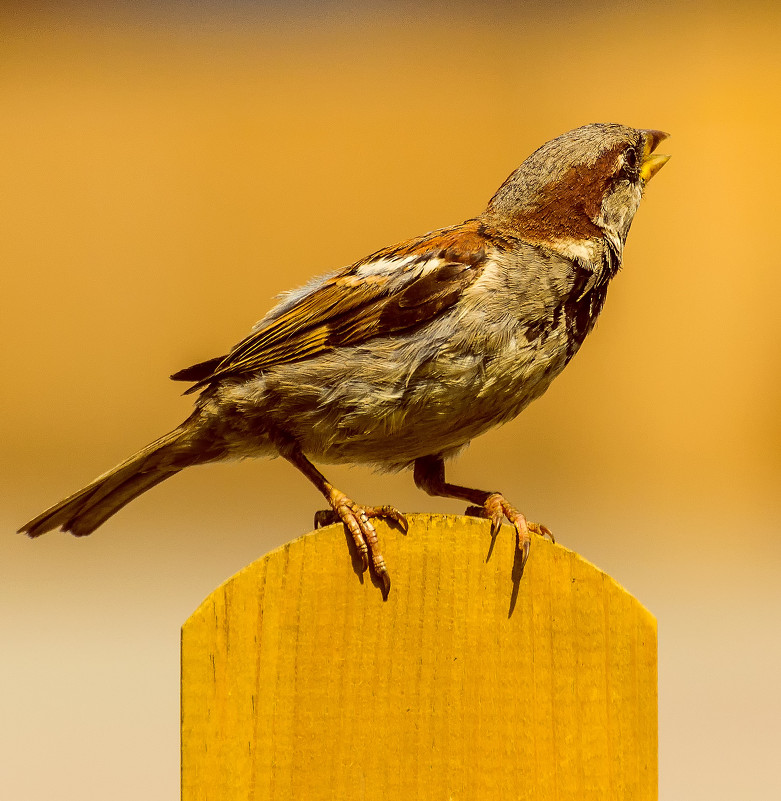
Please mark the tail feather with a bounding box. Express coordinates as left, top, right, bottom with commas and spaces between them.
65, 471, 174, 537
19, 424, 205, 539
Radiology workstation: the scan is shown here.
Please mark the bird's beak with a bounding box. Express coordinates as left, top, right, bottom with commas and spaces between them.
639, 129, 671, 183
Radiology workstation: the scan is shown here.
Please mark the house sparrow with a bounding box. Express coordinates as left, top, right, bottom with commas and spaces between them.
20, 123, 670, 596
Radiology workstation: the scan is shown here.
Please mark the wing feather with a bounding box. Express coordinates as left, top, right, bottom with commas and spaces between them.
176, 219, 495, 392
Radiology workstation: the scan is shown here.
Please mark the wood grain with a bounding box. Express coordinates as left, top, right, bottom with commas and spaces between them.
181, 514, 657, 800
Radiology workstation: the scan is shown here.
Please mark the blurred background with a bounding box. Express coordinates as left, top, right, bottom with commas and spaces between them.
2, 1, 779, 798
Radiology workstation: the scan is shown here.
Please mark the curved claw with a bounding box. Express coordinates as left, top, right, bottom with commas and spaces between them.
518, 536, 531, 570
529, 521, 555, 543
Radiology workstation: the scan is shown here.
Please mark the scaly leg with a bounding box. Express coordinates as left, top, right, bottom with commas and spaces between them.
413, 455, 553, 568
273, 433, 407, 597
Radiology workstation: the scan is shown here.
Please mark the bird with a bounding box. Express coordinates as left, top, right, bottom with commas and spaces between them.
19, 123, 670, 597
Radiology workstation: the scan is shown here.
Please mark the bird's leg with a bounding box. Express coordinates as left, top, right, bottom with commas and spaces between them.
413, 455, 553, 568
272, 432, 407, 597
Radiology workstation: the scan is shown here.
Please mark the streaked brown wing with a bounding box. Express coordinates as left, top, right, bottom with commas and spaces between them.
176, 220, 492, 392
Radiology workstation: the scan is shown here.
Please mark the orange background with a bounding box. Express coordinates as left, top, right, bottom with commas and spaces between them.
2, 2, 779, 799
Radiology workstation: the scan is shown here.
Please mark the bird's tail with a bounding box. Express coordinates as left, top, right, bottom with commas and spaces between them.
19, 419, 211, 539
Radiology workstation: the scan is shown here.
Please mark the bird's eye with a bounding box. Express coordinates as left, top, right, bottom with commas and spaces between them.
624, 147, 638, 170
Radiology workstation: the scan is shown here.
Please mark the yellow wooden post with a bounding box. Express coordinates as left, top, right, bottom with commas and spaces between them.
181, 514, 657, 800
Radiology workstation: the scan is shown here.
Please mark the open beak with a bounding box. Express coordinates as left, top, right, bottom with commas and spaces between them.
639, 129, 671, 183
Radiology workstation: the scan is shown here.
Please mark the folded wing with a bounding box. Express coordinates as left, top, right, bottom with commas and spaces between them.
172, 220, 495, 393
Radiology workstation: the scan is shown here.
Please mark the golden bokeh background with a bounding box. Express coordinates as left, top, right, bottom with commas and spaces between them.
2, 2, 779, 798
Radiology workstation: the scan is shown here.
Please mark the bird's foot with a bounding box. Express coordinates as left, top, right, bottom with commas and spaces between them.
465, 493, 554, 569
314, 494, 408, 598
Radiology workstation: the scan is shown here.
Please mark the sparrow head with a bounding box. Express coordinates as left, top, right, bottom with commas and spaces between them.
484, 123, 670, 252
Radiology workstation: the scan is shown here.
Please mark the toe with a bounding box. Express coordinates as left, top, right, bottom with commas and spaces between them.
364, 505, 408, 534
508, 511, 532, 568
376, 566, 391, 599
338, 505, 369, 571
357, 514, 392, 597
354, 541, 369, 571
528, 521, 555, 543
341, 500, 394, 594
